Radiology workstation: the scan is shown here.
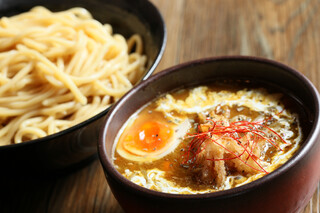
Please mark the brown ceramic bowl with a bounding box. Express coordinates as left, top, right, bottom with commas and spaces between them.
0, 0, 166, 175
98, 56, 320, 213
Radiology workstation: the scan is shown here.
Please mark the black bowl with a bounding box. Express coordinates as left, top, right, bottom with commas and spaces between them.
0, 0, 166, 175
98, 56, 320, 213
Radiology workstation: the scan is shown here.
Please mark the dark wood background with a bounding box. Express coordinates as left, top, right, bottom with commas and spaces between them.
2, 0, 320, 212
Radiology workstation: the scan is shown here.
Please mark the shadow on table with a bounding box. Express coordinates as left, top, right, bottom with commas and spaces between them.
0, 155, 98, 213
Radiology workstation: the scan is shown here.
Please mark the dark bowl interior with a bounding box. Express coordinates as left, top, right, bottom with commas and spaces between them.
0, 0, 166, 175
99, 56, 320, 213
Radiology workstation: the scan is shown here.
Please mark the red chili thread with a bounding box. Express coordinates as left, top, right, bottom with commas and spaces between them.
182, 115, 287, 174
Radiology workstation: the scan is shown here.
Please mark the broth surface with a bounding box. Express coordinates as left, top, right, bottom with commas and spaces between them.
113, 80, 306, 194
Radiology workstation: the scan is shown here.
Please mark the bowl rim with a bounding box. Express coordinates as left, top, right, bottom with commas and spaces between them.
98, 55, 320, 200
0, 0, 167, 149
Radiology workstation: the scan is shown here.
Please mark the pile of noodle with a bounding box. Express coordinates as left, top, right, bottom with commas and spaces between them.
0, 6, 147, 145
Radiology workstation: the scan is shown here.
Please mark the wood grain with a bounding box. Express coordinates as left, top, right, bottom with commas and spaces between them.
1, 0, 320, 212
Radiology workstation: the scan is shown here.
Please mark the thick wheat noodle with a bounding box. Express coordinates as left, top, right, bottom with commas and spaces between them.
0, 6, 147, 145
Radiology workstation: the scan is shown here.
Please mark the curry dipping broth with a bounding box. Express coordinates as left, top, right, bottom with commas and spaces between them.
112, 79, 309, 194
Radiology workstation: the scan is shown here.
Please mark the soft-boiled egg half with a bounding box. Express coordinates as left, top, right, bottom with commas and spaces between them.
115, 108, 191, 162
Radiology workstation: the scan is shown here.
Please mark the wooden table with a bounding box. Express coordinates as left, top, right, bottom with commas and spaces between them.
2, 0, 320, 212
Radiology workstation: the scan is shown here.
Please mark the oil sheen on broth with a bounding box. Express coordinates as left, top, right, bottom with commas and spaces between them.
112, 80, 305, 194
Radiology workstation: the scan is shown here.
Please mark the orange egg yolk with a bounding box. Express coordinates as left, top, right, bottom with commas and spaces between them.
123, 121, 173, 153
